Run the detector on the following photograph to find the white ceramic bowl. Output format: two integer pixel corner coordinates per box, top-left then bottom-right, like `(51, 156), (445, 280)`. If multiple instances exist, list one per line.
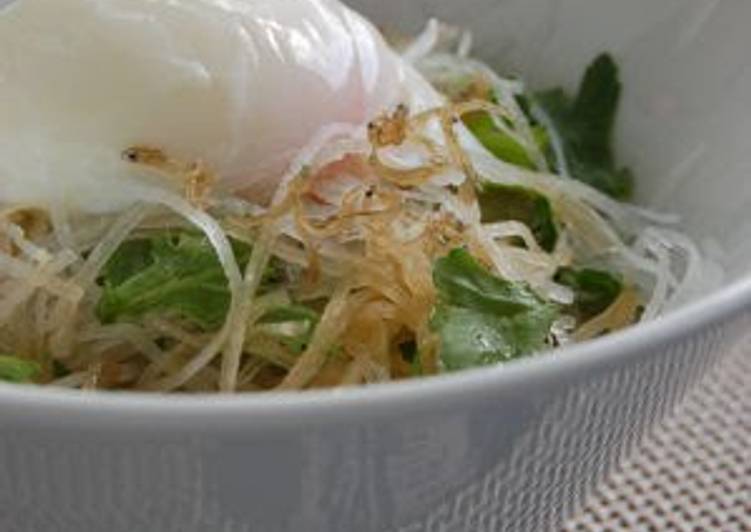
(2, 1), (751, 531)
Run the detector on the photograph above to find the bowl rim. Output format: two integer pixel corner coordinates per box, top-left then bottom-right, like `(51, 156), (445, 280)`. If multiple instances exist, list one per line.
(0, 273), (748, 428)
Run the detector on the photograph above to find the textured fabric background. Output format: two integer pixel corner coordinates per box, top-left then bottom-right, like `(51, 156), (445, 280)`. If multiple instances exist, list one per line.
(565, 336), (751, 531)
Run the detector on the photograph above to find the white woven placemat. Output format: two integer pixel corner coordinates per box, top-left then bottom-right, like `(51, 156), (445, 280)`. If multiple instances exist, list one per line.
(564, 337), (751, 531)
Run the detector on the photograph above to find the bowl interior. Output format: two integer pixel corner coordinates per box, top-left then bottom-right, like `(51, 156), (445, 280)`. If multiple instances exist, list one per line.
(350, 0), (751, 287)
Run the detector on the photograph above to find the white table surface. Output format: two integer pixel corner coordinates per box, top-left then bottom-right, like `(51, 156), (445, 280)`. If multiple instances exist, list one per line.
(564, 335), (751, 531)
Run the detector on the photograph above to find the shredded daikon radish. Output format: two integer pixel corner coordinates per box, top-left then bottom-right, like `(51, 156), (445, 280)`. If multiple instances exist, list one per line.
(0, 250), (81, 310)
(0, 250), (78, 324)
(530, 102), (571, 178)
(278, 282), (358, 390)
(49, 201), (77, 252)
(0, 19), (719, 394)
(46, 205), (150, 359)
(72, 205), (151, 290)
(402, 19), (440, 64)
(484, 220), (544, 252)
(78, 323), (164, 364)
(80, 186), (245, 391)
(143, 319), (206, 349)
(635, 230), (679, 321)
(220, 225), (279, 392)
(456, 29), (473, 58)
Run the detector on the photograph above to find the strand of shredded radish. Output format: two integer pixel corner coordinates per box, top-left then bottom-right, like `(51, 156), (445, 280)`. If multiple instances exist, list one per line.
(219, 223), (279, 392)
(131, 188), (245, 391)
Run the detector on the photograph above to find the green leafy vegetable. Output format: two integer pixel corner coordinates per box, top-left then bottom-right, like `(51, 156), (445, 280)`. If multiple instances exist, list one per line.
(477, 183), (558, 252)
(101, 239), (154, 287)
(258, 305), (318, 325)
(464, 112), (548, 170)
(97, 232), (279, 329)
(431, 249), (558, 371)
(0, 355), (40, 383)
(535, 54), (634, 199)
(257, 304), (319, 354)
(555, 267), (623, 321)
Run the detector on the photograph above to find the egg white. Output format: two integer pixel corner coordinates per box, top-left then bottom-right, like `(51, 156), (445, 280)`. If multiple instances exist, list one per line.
(0, 0), (414, 213)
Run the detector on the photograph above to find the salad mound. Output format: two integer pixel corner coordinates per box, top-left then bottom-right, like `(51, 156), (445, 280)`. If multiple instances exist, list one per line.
(0, 20), (707, 393)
